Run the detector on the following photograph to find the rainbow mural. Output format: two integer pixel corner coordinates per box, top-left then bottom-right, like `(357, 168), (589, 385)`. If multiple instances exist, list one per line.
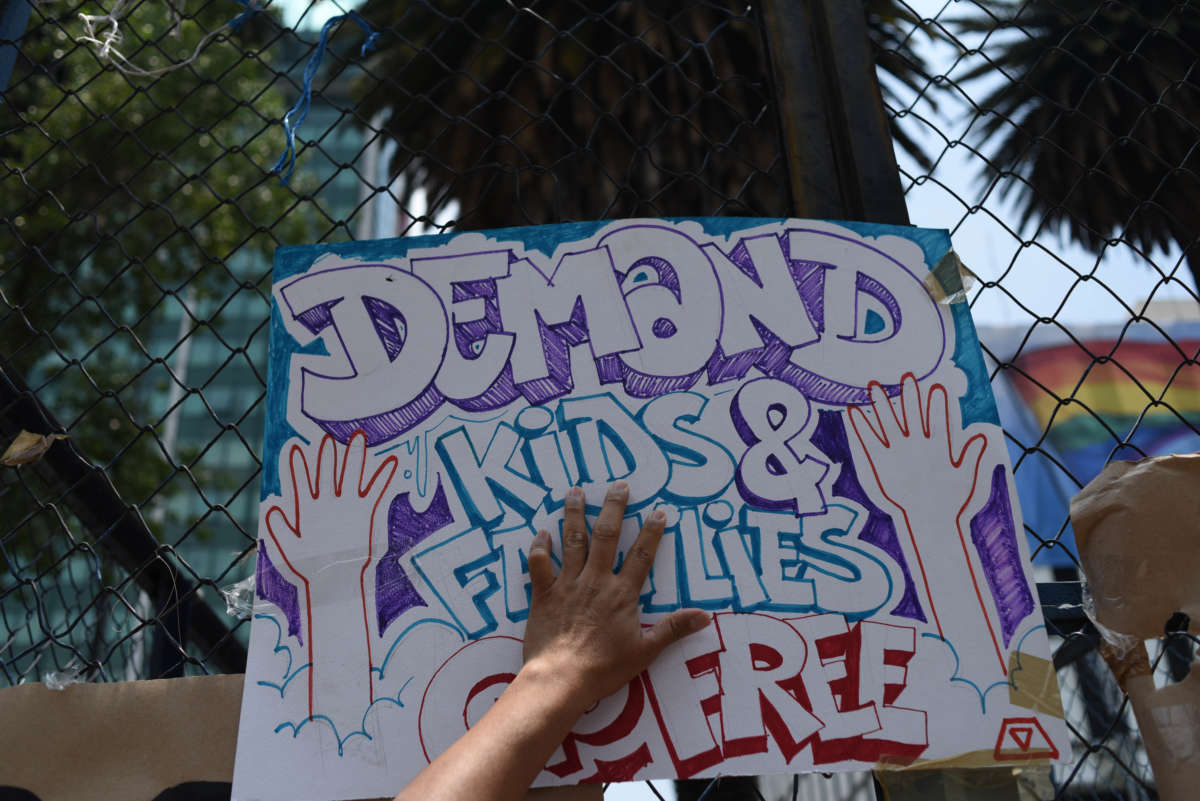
(987, 322), (1200, 566)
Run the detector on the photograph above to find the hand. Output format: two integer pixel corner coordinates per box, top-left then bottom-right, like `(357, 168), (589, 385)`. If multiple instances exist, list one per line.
(393, 481), (711, 801)
(847, 373), (1010, 682)
(265, 431), (398, 576)
(847, 373), (987, 519)
(521, 481), (711, 709)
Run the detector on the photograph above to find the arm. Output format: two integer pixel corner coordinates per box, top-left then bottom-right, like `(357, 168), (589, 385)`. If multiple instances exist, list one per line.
(393, 481), (712, 801)
(263, 432), (397, 724)
(846, 374), (1006, 682)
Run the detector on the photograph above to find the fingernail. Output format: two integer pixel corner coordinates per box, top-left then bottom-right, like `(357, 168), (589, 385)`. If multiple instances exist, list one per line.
(567, 486), (584, 502)
(651, 509), (666, 522)
(609, 480), (629, 497)
(532, 529), (550, 549)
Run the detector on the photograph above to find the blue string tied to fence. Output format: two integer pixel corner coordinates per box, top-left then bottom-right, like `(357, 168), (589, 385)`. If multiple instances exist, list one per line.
(271, 12), (380, 185)
(227, 0), (261, 34)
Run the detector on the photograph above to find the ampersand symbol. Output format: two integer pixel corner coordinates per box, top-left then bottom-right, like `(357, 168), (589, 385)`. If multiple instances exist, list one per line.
(730, 378), (829, 516)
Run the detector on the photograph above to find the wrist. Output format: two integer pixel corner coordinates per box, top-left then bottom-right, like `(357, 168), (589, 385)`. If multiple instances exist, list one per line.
(514, 654), (595, 718)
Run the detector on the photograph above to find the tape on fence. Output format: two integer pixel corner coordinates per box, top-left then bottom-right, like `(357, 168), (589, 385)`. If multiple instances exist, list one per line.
(220, 574), (256, 620)
(923, 249), (976, 306)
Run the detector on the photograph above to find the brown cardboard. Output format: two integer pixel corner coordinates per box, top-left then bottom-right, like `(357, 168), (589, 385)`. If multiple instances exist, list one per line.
(0, 674), (244, 801)
(1070, 453), (1200, 639)
(1100, 648), (1200, 801)
(0, 674), (602, 801)
(875, 766), (1052, 801)
(1072, 453), (1200, 801)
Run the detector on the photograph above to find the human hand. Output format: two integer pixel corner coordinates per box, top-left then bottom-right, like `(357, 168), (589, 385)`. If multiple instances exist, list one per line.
(521, 481), (711, 710)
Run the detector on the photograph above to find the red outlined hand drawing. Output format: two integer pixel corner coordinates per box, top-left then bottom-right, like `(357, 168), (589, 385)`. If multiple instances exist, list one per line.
(847, 373), (1008, 682)
(263, 431), (398, 723)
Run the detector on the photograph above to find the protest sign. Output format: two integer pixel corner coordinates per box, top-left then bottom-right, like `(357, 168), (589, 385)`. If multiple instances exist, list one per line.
(232, 218), (1069, 801)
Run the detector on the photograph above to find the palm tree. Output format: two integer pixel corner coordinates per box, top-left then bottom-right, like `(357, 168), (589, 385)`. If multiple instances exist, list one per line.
(349, 0), (939, 230)
(868, 0), (944, 171)
(954, 0), (1200, 292)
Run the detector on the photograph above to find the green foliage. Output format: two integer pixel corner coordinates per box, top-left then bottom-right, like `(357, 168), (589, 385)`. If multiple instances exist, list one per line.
(0, 2), (315, 569)
(954, 0), (1200, 283)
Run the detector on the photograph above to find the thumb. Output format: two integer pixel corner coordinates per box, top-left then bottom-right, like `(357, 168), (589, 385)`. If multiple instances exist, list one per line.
(265, 504), (297, 541)
(955, 432), (988, 476)
(643, 609), (712, 657)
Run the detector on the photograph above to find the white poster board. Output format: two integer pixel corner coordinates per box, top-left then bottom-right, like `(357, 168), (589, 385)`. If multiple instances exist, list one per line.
(233, 218), (1069, 801)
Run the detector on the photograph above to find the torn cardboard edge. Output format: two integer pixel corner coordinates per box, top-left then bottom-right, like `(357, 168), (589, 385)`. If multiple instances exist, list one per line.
(1, 669), (1066, 800)
(875, 750), (1054, 772)
(0, 674), (244, 801)
(874, 764), (1054, 801)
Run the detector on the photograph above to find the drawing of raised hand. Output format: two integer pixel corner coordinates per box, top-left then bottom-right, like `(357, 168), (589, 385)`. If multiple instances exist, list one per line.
(847, 373), (1009, 687)
(262, 431), (398, 729)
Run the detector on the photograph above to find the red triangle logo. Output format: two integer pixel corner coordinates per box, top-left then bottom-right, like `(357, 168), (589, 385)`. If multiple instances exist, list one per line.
(1009, 727), (1033, 750)
(994, 717), (1059, 761)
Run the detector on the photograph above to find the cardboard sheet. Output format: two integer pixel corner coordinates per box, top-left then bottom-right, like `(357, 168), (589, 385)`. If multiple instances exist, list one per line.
(0, 674), (600, 801)
(1071, 453), (1200, 640)
(233, 218), (1070, 800)
(0, 674), (243, 801)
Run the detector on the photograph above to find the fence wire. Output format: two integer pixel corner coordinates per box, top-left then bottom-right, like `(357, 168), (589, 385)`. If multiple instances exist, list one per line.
(1, 1), (1198, 799)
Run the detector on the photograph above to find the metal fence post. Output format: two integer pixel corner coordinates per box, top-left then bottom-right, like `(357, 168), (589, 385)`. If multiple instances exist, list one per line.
(758, 0), (910, 225)
(0, 0), (31, 96)
(0, 359), (247, 674)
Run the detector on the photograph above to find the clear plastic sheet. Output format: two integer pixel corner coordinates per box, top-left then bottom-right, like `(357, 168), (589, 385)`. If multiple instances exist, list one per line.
(42, 662), (85, 690)
(220, 574), (256, 620)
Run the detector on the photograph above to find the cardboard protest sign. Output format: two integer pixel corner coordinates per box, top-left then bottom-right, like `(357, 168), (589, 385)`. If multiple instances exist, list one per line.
(232, 218), (1069, 801)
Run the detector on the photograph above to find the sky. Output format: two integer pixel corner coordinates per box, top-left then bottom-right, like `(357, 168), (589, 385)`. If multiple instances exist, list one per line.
(893, 0), (1194, 328)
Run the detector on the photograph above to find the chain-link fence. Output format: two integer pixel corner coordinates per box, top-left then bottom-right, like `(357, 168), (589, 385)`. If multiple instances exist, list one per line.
(2, 0), (1198, 799)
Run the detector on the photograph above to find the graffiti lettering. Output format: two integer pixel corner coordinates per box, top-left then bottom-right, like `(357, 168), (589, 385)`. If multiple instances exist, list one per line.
(419, 612), (925, 782)
(276, 224), (944, 445)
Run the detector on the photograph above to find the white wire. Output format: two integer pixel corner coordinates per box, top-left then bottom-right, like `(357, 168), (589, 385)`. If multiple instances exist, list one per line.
(74, 0), (268, 78)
